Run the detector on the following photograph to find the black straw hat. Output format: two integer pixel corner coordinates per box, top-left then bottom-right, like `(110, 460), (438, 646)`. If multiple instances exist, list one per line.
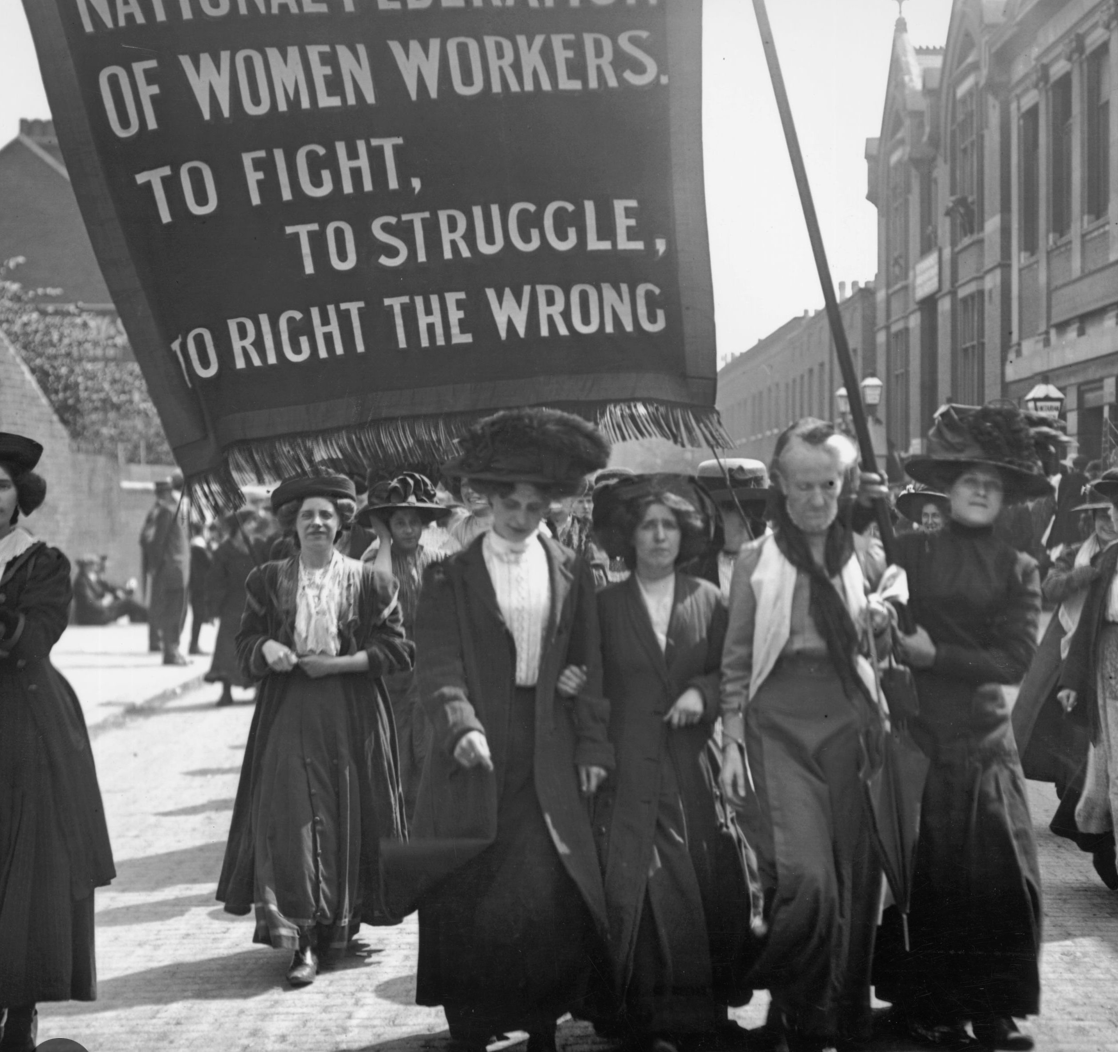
(894, 484), (950, 524)
(0, 432), (43, 474)
(903, 403), (1051, 502)
(270, 473), (356, 513)
(696, 458), (770, 504)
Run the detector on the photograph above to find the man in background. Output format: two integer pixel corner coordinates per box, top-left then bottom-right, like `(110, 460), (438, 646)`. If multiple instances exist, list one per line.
(140, 474), (191, 665)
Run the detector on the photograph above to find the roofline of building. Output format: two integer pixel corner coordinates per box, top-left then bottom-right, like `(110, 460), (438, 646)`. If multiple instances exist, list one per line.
(0, 133), (70, 183)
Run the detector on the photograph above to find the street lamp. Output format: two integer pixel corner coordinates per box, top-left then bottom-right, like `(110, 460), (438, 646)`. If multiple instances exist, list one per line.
(861, 376), (884, 412)
(835, 387), (850, 415)
(1024, 381), (1065, 420)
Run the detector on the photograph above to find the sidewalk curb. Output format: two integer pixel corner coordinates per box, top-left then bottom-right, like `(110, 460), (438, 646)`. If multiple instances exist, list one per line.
(87, 671), (209, 738)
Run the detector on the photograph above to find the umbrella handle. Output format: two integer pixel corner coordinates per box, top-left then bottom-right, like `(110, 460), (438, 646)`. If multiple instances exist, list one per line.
(902, 911), (910, 953)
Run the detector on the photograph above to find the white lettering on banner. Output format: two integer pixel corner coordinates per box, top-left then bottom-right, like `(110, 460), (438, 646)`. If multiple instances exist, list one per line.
(240, 138), (402, 205)
(98, 61), (161, 137)
(222, 302), (368, 370)
(387, 32), (658, 101)
(179, 45), (374, 120)
(75, 0), (659, 34)
(135, 161), (219, 222)
(369, 199), (646, 265)
(484, 282), (660, 339)
(382, 292), (474, 349)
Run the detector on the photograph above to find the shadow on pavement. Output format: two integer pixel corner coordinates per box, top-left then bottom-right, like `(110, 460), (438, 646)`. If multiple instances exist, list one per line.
(155, 797), (236, 817)
(182, 766), (243, 777)
(373, 973), (415, 1005)
(96, 891), (217, 926)
(44, 948), (286, 1013)
(112, 841), (227, 893)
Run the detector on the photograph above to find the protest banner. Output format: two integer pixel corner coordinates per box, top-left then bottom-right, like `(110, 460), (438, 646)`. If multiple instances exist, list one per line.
(24, 0), (722, 504)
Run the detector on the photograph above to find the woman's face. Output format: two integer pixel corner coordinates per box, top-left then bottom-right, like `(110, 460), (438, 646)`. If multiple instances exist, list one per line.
(634, 501), (682, 576)
(1097, 507), (1118, 543)
(920, 502), (945, 532)
(948, 465), (1004, 527)
(296, 496), (339, 553)
(489, 483), (548, 542)
(389, 508), (424, 553)
(0, 465), (17, 532)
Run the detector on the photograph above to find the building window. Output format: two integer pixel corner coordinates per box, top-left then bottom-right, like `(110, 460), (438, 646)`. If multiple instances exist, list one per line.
(1086, 45), (1110, 224)
(955, 291), (985, 405)
(889, 159), (909, 283)
(1050, 73), (1073, 239)
(949, 88), (979, 242)
(1020, 104), (1040, 255)
(888, 327), (910, 451)
(918, 165), (936, 255)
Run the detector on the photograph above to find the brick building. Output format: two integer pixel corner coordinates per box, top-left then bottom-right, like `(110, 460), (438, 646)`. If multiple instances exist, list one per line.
(868, 0), (1118, 459)
(716, 283), (877, 465)
(0, 119), (112, 307)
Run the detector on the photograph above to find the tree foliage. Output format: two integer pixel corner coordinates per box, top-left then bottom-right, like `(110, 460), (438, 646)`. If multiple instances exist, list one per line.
(0, 258), (171, 462)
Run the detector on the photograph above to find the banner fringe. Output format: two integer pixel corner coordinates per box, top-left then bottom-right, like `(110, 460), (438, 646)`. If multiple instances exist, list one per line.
(182, 401), (731, 514)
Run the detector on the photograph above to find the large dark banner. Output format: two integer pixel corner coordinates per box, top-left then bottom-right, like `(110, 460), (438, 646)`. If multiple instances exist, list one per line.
(25, 0), (719, 501)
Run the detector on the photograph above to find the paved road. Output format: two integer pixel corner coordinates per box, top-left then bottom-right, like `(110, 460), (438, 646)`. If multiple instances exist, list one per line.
(32, 653), (1118, 1052)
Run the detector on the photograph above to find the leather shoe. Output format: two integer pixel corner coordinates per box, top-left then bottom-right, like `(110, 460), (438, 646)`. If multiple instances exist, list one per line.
(286, 946), (318, 987)
(1092, 845), (1118, 890)
(0, 1005), (37, 1052)
(163, 650), (189, 666)
(904, 1020), (980, 1049)
(972, 1018), (1033, 1051)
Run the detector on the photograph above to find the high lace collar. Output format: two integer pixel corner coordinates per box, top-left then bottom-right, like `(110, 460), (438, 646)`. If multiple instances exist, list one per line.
(486, 528), (541, 561)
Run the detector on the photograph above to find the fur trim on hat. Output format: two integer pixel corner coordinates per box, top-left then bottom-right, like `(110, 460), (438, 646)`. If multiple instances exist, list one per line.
(443, 408), (610, 491)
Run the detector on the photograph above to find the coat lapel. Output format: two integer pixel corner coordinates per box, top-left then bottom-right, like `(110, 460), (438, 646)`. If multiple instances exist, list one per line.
(460, 534), (507, 631)
(625, 574), (675, 696)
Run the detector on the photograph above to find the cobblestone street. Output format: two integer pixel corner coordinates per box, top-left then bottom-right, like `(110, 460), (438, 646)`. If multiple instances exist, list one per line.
(33, 624), (1118, 1052)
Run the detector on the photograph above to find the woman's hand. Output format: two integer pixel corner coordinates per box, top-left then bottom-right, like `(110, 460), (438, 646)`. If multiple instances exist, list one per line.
(664, 688), (704, 728)
(1058, 689), (1078, 714)
(898, 625), (937, 669)
(867, 596), (893, 635)
(366, 512), (391, 544)
(856, 471), (889, 506)
(299, 654), (340, 679)
(262, 639), (297, 673)
(579, 765), (607, 795)
(720, 741), (750, 805)
(557, 664), (588, 698)
(453, 730), (494, 771)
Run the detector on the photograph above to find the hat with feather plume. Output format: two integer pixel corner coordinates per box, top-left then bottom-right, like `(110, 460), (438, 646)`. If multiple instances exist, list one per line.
(359, 472), (449, 526)
(903, 403), (1053, 502)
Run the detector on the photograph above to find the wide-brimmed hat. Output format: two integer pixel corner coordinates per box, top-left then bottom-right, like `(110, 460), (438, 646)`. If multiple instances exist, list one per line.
(894, 484), (950, 524)
(1087, 469), (1118, 504)
(696, 458), (770, 504)
(358, 472), (449, 527)
(0, 432), (43, 475)
(903, 403), (1052, 502)
(443, 408), (610, 492)
(270, 473), (356, 513)
(592, 473), (718, 564)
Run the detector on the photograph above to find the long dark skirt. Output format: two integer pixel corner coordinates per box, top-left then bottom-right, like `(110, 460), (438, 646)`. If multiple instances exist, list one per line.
(875, 693), (1042, 1022)
(416, 687), (598, 1040)
(739, 656), (881, 1043)
(0, 692), (97, 1004)
(623, 756), (722, 1036)
(251, 673), (362, 952)
(383, 668), (428, 822)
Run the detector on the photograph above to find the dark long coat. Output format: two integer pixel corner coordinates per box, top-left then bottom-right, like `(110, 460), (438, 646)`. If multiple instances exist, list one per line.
(382, 535), (613, 1025)
(876, 523), (1043, 1021)
(594, 574), (753, 1016)
(204, 537), (259, 687)
(216, 557), (413, 925)
(0, 542), (115, 1004)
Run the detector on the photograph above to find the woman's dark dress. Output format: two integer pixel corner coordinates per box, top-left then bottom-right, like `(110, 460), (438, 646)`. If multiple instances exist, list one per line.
(204, 537), (259, 688)
(595, 574), (752, 1035)
(390, 536), (614, 1041)
(216, 557), (413, 948)
(0, 543), (115, 1005)
(876, 522), (1043, 1021)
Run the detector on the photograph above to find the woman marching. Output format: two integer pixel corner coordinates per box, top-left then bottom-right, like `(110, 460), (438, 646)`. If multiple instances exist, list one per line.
(395, 408), (613, 1052)
(1056, 470), (1118, 890)
(216, 473), (413, 988)
(0, 433), (114, 1052)
(876, 404), (1045, 1051)
(360, 472), (452, 819)
(591, 475), (753, 1052)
